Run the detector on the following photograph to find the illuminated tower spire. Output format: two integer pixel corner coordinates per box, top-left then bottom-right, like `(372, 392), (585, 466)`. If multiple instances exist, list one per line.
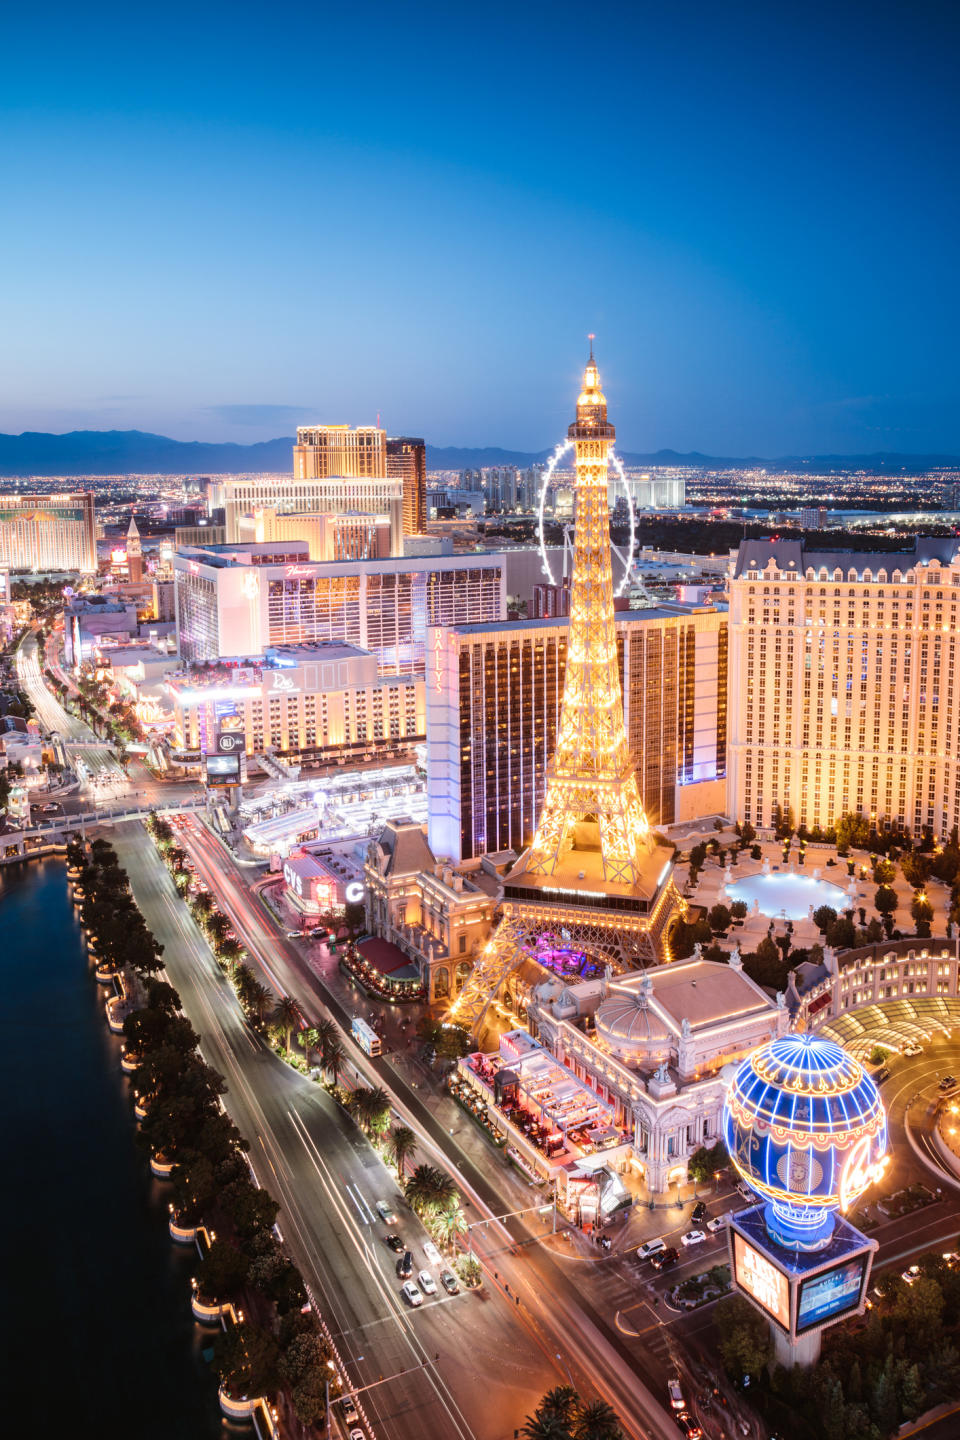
(126, 510), (143, 582)
(450, 349), (676, 1035)
(524, 344), (651, 885)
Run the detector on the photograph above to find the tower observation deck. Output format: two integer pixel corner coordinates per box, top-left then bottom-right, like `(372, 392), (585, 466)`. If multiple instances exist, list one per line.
(451, 347), (681, 1033)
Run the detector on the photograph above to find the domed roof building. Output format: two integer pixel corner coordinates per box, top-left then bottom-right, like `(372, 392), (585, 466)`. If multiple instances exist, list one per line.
(527, 952), (788, 1194)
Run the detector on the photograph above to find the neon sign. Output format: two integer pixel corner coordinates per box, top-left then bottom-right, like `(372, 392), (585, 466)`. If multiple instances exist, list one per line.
(285, 565), (316, 578)
(839, 1136), (890, 1212)
(345, 881), (365, 904)
(434, 628), (443, 691)
(241, 571), (260, 600)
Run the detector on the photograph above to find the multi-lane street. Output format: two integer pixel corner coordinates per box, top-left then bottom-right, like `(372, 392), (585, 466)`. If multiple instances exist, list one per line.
(109, 806), (960, 1440)
(158, 814), (683, 1440)
(114, 822), (567, 1440)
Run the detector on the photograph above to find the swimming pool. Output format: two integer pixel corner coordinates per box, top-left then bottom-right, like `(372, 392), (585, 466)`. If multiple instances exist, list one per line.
(724, 872), (849, 921)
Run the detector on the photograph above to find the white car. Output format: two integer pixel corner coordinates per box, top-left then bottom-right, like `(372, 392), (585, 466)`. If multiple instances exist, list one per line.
(681, 1229), (706, 1247)
(401, 1280), (423, 1307)
(706, 1215), (728, 1233)
(418, 1269), (437, 1295)
(637, 1238), (666, 1260)
(423, 1240), (442, 1267)
(668, 1377), (686, 1410)
(376, 1200), (398, 1223)
(902, 1265), (921, 1285)
(903, 1043), (923, 1057)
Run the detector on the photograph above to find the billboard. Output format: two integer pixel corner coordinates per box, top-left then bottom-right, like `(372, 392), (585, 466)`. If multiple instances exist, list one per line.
(796, 1255), (868, 1334)
(205, 753), (241, 787)
(732, 1233), (790, 1332)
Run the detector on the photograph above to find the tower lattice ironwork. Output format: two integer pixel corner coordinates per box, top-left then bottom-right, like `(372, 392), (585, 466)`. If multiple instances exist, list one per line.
(452, 347), (675, 1033)
(524, 343), (652, 885)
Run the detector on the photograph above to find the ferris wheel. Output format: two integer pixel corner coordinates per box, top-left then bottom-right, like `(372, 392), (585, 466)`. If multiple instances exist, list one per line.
(536, 439), (637, 595)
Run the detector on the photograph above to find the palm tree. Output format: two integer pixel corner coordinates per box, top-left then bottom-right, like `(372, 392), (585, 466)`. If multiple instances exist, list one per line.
(387, 1125), (418, 1179)
(572, 1400), (623, 1440)
(305, 1017), (336, 1067)
(434, 1204), (467, 1251)
(405, 1163), (459, 1216)
(193, 890), (214, 921)
(272, 994), (301, 1056)
(247, 979), (274, 1026)
(348, 1085), (391, 1136)
(323, 1037), (345, 1088)
(232, 961), (255, 1001)
(521, 1388), (578, 1440)
(521, 1417), (571, 1440)
(207, 912), (230, 950)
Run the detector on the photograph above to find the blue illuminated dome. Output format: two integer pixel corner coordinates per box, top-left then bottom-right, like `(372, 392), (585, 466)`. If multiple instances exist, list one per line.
(722, 1033), (888, 1251)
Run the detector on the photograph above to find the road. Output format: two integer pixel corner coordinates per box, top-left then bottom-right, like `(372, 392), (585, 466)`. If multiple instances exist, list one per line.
(17, 630), (129, 796)
(114, 821), (562, 1440)
(173, 813), (683, 1440)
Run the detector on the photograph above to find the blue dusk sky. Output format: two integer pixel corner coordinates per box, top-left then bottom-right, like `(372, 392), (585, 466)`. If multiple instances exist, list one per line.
(1, 0), (958, 455)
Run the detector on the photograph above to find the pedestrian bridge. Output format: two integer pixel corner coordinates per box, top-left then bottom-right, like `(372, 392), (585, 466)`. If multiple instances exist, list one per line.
(0, 797), (206, 863)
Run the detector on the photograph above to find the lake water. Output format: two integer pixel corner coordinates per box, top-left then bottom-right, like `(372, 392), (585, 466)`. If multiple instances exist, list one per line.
(0, 857), (223, 1436)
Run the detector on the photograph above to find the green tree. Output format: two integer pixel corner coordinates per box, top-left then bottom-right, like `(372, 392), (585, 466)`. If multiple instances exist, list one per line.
(875, 885), (898, 917)
(708, 902), (732, 934)
(405, 1162), (459, 1216)
(214, 1321), (280, 1400)
(434, 1204), (468, 1250)
(196, 1239), (249, 1300)
(715, 1294), (773, 1379)
(271, 994), (301, 1056)
(902, 851), (932, 888)
(387, 1124), (418, 1179)
(813, 905), (838, 933)
(323, 1036), (346, 1087)
(572, 1399), (624, 1440)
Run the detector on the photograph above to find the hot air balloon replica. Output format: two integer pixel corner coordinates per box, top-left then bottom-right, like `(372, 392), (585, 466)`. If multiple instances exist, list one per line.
(721, 1032), (889, 1367)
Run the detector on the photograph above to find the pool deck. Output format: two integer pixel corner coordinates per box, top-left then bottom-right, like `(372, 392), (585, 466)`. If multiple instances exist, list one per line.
(666, 823), (951, 955)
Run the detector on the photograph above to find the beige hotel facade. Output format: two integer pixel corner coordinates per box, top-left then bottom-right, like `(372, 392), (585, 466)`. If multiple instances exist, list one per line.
(727, 536), (960, 837)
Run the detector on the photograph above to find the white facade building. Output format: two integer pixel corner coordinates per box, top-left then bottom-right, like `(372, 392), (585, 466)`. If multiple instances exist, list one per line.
(528, 954), (786, 1193)
(173, 541), (507, 673)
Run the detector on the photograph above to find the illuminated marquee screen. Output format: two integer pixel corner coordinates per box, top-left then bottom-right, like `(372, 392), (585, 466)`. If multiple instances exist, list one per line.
(796, 1256), (868, 1334)
(205, 754), (241, 786)
(733, 1233), (790, 1332)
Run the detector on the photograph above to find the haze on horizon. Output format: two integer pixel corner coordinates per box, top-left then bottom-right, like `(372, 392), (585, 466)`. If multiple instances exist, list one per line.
(2, 1), (957, 457)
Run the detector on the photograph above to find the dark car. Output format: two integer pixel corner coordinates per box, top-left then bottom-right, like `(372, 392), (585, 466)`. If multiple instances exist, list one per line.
(939, 1075), (957, 1091)
(396, 1250), (414, 1278)
(383, 1233), (404, 1253)
(675, 1413), (703, 1440)
(652, 1246), (680, 1271)
(691, 1201), (707, 1224)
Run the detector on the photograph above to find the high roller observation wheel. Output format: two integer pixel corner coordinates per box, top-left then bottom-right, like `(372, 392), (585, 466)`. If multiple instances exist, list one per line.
(536, 441), (636, 595)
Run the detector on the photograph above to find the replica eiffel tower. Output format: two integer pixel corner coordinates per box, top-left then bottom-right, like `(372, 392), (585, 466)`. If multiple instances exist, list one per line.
(452, 346), (682, 1033)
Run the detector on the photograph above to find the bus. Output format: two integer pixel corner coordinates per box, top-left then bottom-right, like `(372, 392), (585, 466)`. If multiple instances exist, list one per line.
(351, 1016), (382, 1057)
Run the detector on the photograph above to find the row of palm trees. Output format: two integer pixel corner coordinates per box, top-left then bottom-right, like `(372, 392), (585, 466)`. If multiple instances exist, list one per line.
(521, 1386), (624, 1440)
